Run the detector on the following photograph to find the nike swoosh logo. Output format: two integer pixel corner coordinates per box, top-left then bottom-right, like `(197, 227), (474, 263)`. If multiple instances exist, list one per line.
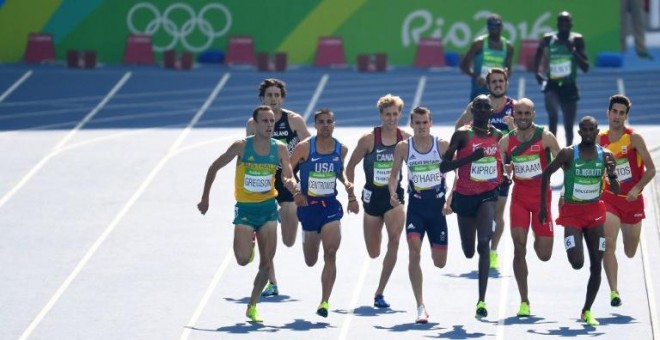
(595, 216), (603, 221)
(328, 214), (337, 218)
(311, 157), (321, 162)
(376, 149), (386, 153)
(575, 163), (585, 167)
(473, 143), (483, 148)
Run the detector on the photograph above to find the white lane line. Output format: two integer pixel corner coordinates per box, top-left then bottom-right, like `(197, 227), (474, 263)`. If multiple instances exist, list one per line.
(17, 73), (230, 340)
(617, 78), (625, 95)
(643, 177), (660, 339)
(180, 250), (234, 340)
(303, 74), (329, 123)
(0, 70), (32, 103)
(337, 255), (370, 340)
(496, 219), (513, 340)
(517, 76), (525, 99)
(0, 72), (131, 211)
(408, 76), (427, 126)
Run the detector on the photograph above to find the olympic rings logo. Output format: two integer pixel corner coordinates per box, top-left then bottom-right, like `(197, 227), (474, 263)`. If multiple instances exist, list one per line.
(126, 2), (232, 52)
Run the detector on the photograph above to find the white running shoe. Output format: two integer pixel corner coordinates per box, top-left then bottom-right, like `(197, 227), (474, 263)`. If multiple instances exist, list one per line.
(416, 304), (429, 324)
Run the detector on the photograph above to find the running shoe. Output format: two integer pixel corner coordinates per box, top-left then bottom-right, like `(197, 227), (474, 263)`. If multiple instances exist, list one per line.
(489, 250), (499, 269)
(261, 282), (279, 297)
(248, 233), (256, 264)
(517, 302), (530, 317)
(246, 304), (263, 323)
(475, 301), (488, 319)
(610, 291), (622, 307)
(415, 305), (429, 324)
(316, 301), (329, 318)
(581, 310), (600, 326)
(374, 294), (390, 308)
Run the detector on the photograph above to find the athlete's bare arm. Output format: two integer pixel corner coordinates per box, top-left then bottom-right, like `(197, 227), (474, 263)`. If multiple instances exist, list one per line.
(627, 132), (656, 201)
(388, 141), (408, 206)
(542, 129), (562, 158)
(278, 142), (297, 194)
(197, 139), (245, 214)
(288, 112), (311, 140)
(246, 118), (256, 136)
(455, 103), (473, 130)
(539, 147), (572, 223)
(345, 132), (373, 183)
(290, 139), (311, 206)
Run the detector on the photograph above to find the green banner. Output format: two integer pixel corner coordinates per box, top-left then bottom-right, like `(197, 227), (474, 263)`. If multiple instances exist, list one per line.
(0, 0), (618, 64)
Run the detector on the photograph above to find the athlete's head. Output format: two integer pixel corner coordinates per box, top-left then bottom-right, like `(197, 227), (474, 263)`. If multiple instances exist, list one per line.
(471, 95), (494, 126)
(409, 106), (432, 137)
(557, 11), (573, 35)
(578, 116), (599, 146)
(607, 94), (631, 129)
(486, 68), (508, 98)
(377, 94), (404, 128)
(314, 108), (335, 138)
(486, 14), (503, 36)
(252, 105), (275, 138)
(258, 78), (287, 112)
(513, 98), (536, 130)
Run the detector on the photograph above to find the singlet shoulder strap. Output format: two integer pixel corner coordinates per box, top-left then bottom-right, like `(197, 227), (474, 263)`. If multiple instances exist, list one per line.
(396, 128), (403, 142)
(310, 136), (317, 156)
(374, 127), (382, 147)
(334, 138), (341, 155)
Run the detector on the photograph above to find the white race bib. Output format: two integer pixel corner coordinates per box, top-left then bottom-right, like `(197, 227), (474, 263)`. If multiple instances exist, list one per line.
(512, 154), (543, 180)
(572, 181), (600, 201)
(550, 59), (571, 79)
(244, 170), (273, 193)
(615, 158), (633, 182)
(471, 157), (498, 182)
(308, 171), (336, 196)
(373, 161), (392, 187)
(410, 164), (442, 190)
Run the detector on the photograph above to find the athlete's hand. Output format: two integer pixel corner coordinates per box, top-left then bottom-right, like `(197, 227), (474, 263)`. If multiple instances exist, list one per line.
(476, 76), (487, 87)
(442, 202), (453, 216)
(389, 194), (401, 207)
(294, 193), (308, 207)
(626, 186), (641, 202)
(472, 147), (485, 160)
(197, 200), (209, 215)
(538, 206), (547, 224)
(535, 73), (545, 85)
(347, 199), (360, 214)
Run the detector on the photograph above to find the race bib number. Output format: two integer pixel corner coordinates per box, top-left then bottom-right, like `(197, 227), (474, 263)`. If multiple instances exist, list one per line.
(599, 237), (606, 251)
(244, 169), (273, 193)
(550, 59), (571, 79)
(362, 188), (372, 204)
(615, 158), (633, 182)
(308, 171), (336, 196)
(471, 157), (498, 182)
(373, 161), (392, 187)
(410, 163), (442, 190)
(512, 154), (543, 180)
(571, 179), (600, 201)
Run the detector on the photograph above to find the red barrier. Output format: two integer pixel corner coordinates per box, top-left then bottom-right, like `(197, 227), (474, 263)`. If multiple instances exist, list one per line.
(24, 33), (55, 64)
(122, 34), (154, 65)
(314, 36), (346, 67)
(413, 38), (446, 68)
(225, 36), (256, 65)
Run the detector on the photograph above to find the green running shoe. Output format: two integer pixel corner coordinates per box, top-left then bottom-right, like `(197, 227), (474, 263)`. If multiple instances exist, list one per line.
(517, 302), (530, 317)
(475, 301), (488, 319)
(317, 301), (329, 318)
(489, 251), (499, 269)
(261, 282), (279, 297)
(610, 291), (622, 307)
(581, 310), (600, 326)
(246, 304), (263, 323)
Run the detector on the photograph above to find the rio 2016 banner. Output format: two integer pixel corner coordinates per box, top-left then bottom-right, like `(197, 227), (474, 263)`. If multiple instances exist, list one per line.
(0, 0), (617, 64)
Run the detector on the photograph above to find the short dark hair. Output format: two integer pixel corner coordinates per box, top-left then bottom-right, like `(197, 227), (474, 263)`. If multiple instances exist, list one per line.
(409, 106), (431, 121)
(258, 78), (287, 99)
(314, 108), (334, 122)
(608, 94), (631, 114)
(486, 67), (508, 83)
(252, 105), (273, 121)
(579, 115), (598, 128)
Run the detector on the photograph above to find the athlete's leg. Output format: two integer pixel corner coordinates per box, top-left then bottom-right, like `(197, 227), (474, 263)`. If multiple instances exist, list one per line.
(407, 234), (424, 308)
(375, 205), (405, 296)
(511, 226), (530, 303)
(603, 211), (621, 292)
(303, 230), (322, 267)
(249, 222), (277, 306)
(582, 225), (605, 313)
(320, 220), (342, 303)
(234, 224), (257, 266)
(560, 100), (578, 145)
(457, 215), (477, 258)
(564, 226), (585, 270)
(363, 213), (385, 258)
(621, 221), (642, 258)
(491, 195), (507, 252)
(279, 201), (299, 247)
(544, 91), (561, 138)
(476, 201), (496, 301)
